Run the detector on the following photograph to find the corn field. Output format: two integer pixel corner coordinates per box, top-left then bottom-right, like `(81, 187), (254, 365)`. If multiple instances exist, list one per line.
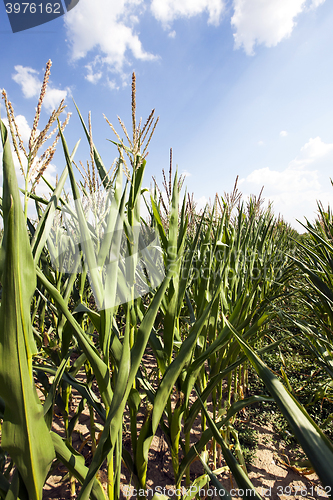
(1, 63), (333, 500)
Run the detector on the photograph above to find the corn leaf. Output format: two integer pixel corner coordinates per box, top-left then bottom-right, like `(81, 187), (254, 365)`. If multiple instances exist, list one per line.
(51, 432), (106, 500)
(225, 315), (333, 488)
(73, 101), (111, 189)
(196, 391), (262, 499)
(0, 121), (55, 500)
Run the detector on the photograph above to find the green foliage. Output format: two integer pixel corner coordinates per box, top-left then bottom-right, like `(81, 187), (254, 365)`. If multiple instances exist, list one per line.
(0, 120), (55, 500)
(233, 422), (258, 464)
(2, 68), (333, 500)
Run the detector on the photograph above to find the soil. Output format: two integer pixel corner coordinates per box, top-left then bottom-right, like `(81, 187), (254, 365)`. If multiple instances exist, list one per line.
(43, 403), (327, 500)
(40, 354), (329, 500)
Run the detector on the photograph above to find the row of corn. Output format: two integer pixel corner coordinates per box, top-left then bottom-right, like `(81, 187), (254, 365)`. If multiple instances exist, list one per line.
(1, 67), (333, 500)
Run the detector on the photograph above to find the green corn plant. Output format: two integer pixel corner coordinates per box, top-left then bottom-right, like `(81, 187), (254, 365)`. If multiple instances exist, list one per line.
(286, 199), (333, 406)
(2, 64), (85, 495)
(0, 120), (55, 500)
(120, 169), (228, 496)
(4, 62), (331, 500)
(1, 68), (166, 500)
(126, 175), (293, 494)
(39, 76), (167, 500)
(120, 169), (186, 493)
(1, 65), (111, 498)
(195, 390), (263, 500)
(0, 115), (107, 498)
(225, 315), (333, 489)
(1, 61), (70, 221)
(174, 195), (294, 480)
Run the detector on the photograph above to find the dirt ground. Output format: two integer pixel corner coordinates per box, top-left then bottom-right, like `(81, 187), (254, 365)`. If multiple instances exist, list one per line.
(43, 407), (327, 500)
(42, 374), (328, 500)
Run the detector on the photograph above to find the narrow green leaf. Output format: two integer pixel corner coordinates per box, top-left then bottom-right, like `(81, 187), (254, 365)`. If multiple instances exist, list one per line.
(0, 121), (55, 500)
(36, 267), (112, 408)
(196, 391), (263, 499)
(43, 356), (69, 429)
(31, 164), (68, 263)
(34, 365), (106, 421)
(77, 307), (131, 500)
(73, 101), (111, 189)
(195, 453), (232, 500)
(181, 474), (209, 500)
(78, 273), (171, 500)
(152, 292), (217, 433)
(58, 123), (104, 309)
(51, 432), (106, 500)
(179, 395), (271, 481)
(0, 472), (9, 497)
(225, 315), (333, 489)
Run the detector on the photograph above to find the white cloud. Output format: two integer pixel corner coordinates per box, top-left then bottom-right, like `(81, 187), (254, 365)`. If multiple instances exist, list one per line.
(12, 66), (41, 99)
(181, 169), (192, 177)
(12, 65), (68, 112)
(240, 136), (333, 227)
(195, 195), (208, 211)
(43, 88), (68, 112)
(61, 0), (326, 84)
(85, 63), (103, 84)
(280, 130), (288, 137)
(231, 0), (323, 56)
(150, 0), (225, 27)
(244, 165), (320, 193)
(86, 72), (103, 84)
(310, 0), (326, 7)
(64, 0), (157, 77)
(107, 78), (119, 91)
(289, 136), (333, 168)
(258, 140), (264, 146)
(64, 0), (226, 82)
(13, 115), (31, 144)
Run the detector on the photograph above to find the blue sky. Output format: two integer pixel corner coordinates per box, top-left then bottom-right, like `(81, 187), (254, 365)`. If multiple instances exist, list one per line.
(1, 0), (333, 229)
